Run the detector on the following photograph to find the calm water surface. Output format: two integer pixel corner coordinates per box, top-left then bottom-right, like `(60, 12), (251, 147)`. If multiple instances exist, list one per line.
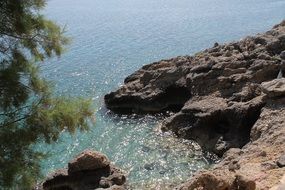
(39, 0), (285, 188)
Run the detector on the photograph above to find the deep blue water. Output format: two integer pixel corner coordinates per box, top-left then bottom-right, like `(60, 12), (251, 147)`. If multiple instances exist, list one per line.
(40, 0), (285, 188)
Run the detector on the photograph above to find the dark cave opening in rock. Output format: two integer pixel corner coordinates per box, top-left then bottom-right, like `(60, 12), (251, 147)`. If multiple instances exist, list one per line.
(158, 85), (192, 113)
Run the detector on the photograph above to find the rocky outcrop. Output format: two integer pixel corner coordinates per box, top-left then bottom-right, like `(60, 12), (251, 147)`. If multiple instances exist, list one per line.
(104, 20), (285, 189)
(105, 20), (285, 155)
(105, 20), (285, 114)
(175, 171), (256, 190)
(38, 150), (126, 190)
(162, 95), (265, 156)
(176, 96), (285, 189)
(105, 58), (192, 113)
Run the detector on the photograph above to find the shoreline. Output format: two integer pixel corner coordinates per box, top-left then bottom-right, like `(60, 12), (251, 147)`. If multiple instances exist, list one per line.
(40, 20), (285, 190)
(105, 20), (285, 189)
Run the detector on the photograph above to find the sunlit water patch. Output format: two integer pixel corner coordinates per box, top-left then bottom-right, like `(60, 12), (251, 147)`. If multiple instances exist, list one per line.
(37, 109), (216, 188)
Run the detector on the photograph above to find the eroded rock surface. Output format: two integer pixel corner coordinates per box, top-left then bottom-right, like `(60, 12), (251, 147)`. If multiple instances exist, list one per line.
(105, 58), (192, 113)
(105, 20), (285, 114)
(261, 78), (285, 98)
(38, 150), (126, 190)
(175, 171), (256, 190)
(176, 97), (285, 190)
(162, 95), (265, 156)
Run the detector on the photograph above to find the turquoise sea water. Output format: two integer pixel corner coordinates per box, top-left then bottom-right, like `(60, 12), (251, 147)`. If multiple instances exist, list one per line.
(39, 0), (285, 188)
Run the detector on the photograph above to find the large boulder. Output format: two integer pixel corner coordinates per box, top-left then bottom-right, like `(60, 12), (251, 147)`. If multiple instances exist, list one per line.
(175, 171), (232, 190)
(68, 150), (110, 174)
(39, 150), (126, 190)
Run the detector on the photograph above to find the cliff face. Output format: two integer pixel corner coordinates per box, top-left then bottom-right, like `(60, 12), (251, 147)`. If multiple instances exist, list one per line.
(105, 20), (285, 189)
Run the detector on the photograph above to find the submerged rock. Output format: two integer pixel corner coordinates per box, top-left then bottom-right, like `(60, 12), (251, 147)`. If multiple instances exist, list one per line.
(38, 150), (126, 190)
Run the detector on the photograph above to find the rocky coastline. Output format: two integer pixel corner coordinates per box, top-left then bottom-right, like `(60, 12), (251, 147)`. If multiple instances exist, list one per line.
(105, 20), (285, 189)
(40, 20), (285, 190)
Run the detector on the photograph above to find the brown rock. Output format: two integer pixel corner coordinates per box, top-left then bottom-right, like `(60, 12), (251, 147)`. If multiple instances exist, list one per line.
(68, 150), (110, 174)
(41, 150), (126, 190)
(175, 172), (231, 190)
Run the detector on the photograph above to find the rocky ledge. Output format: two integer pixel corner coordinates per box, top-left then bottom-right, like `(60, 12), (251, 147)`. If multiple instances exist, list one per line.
(105, 20), (285, 189)
(37, 150), (126, 190)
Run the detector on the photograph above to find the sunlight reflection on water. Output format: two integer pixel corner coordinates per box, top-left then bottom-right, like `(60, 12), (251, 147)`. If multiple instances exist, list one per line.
(39, 0), (285, 188)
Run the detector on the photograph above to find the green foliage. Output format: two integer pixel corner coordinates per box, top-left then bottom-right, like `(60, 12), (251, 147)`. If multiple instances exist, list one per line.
(0, 0), (94, 188)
